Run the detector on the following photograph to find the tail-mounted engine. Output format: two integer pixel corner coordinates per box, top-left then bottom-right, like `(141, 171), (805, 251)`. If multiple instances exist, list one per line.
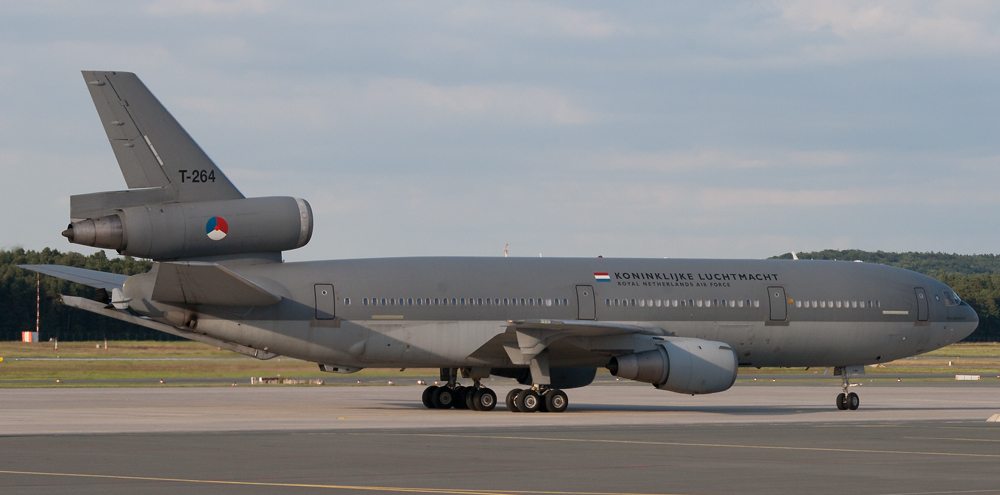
(607, 338), (738, 395)
(63, 196), (312, 260)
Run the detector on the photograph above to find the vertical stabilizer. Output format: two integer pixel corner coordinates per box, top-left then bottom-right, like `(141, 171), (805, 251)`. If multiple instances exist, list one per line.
(82, 71), (243, 202)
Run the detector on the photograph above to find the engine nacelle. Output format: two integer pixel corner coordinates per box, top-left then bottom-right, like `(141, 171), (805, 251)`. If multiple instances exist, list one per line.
(64, 197), (312, 260)
(607, 338), (738, 395)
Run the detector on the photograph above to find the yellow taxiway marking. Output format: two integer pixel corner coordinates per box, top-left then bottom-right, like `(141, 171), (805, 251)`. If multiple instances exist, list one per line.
(351, 433), (1000, 459)
(0, 470), (688, 495)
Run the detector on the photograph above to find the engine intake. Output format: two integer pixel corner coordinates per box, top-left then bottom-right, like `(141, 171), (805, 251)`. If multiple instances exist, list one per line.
(608, 338), (738, 395)
(64, 196), (312, 260)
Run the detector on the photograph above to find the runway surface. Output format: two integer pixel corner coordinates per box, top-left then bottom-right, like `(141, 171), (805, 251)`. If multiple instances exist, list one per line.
(2, 383), (999, 494)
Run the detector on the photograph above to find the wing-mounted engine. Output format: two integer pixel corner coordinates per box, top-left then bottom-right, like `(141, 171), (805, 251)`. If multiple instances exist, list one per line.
(608, 338), (738, 395)
(63, 195), (312, 260)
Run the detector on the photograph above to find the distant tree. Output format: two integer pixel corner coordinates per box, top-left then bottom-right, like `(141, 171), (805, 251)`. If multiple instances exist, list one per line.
(0, 248), (167, 341)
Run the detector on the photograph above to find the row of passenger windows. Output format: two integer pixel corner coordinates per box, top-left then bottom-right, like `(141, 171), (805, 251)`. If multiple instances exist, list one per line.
(349, 297), (568, 307)
(344, 296), (883, 309)
(608, 298), (761, 308)
(796, 299), (880, 308)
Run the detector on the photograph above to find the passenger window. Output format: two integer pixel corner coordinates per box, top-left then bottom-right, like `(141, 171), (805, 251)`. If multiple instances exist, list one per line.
(639, 299), (645, 307)
(345, 297), (350, 305)
(836, 301), (841, 308)
(697, 300), (703, 308)
(363, 298), (368, 306)
(655, 299), (662, 307)
(679, 299), (685, 307)
(672, 299), (678, 307)
(630, 299), (636, 306)
(614, 298), (619, 306)
(416, 298), (421, 306)
(795, 300), (801, 308)
(753, 300), (760, 308)
(563, 298), (568, 306)
(606, 298), (611, 306)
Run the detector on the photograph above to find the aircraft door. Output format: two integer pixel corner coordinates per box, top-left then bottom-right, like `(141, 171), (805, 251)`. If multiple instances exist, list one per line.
(767, 286), (787, 321)
(315, 284), (336, 320)
(915, 287), (928, 321)
(576, 285), (596, 320)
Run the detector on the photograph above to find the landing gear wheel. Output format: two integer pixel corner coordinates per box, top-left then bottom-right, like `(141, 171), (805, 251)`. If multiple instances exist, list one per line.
(836, 392), (847, 410)
(544, 389), (568, 413)
(422, 386), (438, 409)
(452, 387), (469, 409)
(465, 388), (479, 410)
(473, 388), (497, 411)
(432, 387), (454, 409)
(506, 388), (522, 412)
(516, 389), (541, 413)
(847, 392), (860, 410)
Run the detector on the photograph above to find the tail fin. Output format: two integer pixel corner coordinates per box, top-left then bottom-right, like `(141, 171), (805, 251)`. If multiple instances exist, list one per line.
(81, 71), (243, 203)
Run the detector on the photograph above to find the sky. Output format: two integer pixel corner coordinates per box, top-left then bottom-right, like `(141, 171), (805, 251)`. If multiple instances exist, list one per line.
(1, 1), (999, 262)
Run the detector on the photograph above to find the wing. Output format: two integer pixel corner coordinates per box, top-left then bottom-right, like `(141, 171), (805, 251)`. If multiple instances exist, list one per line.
(499, 319), (665, 365)
(18, 264), (127, 291)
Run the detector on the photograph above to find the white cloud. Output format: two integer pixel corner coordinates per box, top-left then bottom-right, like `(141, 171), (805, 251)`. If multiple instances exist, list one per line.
(145, 0), (274, 16)
(448, 1), (624, 39)
(173, 76), (593, 130)
(775, 0), (1000, 59)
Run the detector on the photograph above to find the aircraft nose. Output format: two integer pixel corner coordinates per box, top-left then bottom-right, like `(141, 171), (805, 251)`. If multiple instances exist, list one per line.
(963, 302), (979, 325)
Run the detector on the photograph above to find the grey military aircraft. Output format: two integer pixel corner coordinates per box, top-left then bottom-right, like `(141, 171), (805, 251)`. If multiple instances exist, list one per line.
(21, 71), (979, 413)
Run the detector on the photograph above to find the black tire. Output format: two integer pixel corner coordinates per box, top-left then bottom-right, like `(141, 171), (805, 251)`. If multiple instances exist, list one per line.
(506, 388), (522, 412)
(432, 387), (454, 409)
(836, 392), (847, 410)
(545, 389), (568, 413)
(452, 387), (469, 409)
(466, 388), (479, 410)
(474, 388), (497, 411)
(516, 389), (540, 413)
(847, 392), (860, 410)
(422, 386), (438, 409)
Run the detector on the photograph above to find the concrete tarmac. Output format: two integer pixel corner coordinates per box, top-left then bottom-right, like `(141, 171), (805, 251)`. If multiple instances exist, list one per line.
(2, 383), (1000, 494)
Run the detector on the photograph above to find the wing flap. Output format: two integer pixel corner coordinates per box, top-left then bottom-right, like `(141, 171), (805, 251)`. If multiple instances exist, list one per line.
(18, 264), (127, 291)
(151, 262), (282, 306)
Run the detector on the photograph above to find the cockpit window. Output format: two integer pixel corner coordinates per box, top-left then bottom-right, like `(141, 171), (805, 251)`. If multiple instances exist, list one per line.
(942, 290), (962, 307)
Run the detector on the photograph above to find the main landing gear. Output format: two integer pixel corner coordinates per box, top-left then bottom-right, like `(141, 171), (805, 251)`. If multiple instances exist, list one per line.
(421, 368), (497, 411)
(505, 387), (568, 413)
(834, 366), (860, 411)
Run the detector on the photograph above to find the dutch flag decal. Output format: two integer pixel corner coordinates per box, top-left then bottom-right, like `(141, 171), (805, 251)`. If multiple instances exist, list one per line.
(594, 272), (610, 282)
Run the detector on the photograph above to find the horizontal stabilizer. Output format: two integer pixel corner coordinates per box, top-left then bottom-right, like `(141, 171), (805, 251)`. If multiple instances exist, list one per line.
(18, 264), (127, 291)
(62, 295), (278, 359)
(151, 262), (281, 306)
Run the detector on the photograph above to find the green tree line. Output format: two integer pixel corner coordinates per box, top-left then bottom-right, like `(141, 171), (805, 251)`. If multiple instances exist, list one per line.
(1, 248), (997, 341)
(0, 248), (164, 341)
(772, 250), (1000, 341)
